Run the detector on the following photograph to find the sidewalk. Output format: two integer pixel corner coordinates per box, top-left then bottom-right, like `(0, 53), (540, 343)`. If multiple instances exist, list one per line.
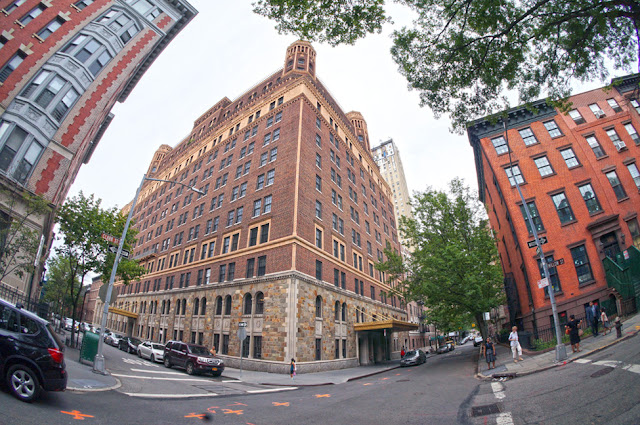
(476, 313), (640, 379)
(62, 338), (120, 392)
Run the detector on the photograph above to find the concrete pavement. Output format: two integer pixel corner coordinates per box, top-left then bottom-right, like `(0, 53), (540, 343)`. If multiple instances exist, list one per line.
(476, 313), (640, 380)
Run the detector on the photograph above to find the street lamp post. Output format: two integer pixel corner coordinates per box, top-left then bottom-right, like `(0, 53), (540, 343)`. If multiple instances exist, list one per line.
(93, 174), (204, 374)
(503, 119), (567, 363)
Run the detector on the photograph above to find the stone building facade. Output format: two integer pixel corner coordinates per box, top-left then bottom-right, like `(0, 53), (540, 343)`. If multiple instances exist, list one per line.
(91, 41), (414, 373)
(467, 75), (640, 333)
(0, 0), (197, 296)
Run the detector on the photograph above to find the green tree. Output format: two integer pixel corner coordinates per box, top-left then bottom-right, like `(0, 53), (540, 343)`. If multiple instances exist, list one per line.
(377, 179), (504, 340)
(55, 192), (145, 343)
(42, 254), (80, 325)
(0, 188), (52, 285)
(254, 0), (640, 132)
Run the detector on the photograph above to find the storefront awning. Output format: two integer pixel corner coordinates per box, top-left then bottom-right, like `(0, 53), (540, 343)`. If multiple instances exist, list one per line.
(354, 319), (419, 332)
(108, 307), (138, 319)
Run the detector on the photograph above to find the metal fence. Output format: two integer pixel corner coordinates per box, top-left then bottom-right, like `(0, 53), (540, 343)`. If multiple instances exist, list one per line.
(0, 284), (50, 319)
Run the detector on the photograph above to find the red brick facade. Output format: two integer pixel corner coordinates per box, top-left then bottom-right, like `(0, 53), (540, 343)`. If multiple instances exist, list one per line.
(468, 75), (640, 333)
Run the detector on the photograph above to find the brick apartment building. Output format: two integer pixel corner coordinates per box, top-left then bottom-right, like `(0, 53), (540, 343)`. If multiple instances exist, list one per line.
(467, 75), (640, 334)
(0, 0), (196, 296)
(92, 41), (415, 373)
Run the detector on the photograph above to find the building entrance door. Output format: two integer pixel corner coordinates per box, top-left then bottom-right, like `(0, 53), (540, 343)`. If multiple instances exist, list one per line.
(601, 232), (621, 260)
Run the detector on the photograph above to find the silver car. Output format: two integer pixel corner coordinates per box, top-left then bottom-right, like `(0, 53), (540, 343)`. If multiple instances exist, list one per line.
(138, 341), (165, 363)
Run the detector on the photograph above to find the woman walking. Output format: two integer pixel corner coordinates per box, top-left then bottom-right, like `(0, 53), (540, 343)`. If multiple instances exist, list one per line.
(600, 310), (610, 335)
(565, 314), (582, 353)
(481, 337), (496, 370)
(509, 326), (524, 363)
(290, 358), (296, 379)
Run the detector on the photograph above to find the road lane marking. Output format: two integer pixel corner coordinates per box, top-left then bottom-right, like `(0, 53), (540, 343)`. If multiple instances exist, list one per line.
(574, 359), (591, 364)
(111, 373), (211, 382)
(593, 360), (622, 368)
(621, 364), (640, 374)
(246, 387), (297, 394)
(491, 382), (505, 400)
(496, 412), (514, 425)
(123, 392), (219, 398)
(129, 368), (184, 375)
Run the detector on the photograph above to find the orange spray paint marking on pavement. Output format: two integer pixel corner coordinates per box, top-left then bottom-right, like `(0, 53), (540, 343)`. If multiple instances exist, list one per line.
(315, 394), (331, 398)
(222, 409), (244, 415)
(184, 413), (207, 420)
(363, 383), (373, 386)
(61, 410), (94, 420)
(227, 402), (248, 406)
(380, 377), (389, 380)
(273, 402), (290, 406)
(207, 407), (220, 413)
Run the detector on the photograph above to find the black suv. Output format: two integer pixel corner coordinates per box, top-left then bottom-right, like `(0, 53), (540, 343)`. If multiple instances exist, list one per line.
(0, 299), (67, 402)
(163, 341), (224, 376)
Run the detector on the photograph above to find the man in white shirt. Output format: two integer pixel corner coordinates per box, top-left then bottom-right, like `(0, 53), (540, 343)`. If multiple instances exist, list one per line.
(509, 326), (524, 363)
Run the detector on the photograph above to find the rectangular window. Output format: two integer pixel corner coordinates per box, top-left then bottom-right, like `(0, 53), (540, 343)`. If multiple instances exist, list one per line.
(218, 265), (226, 282)
(585, 135), (606, 158)
(266, 169), (275, 186)
(253, 336), (262, 359)
(315, 338), (322, 360)
(259, 223), (269, 243)
(543, 120), (562, 138)
(263, 195), (272, 213)
(253, 199), (261, 217)
(227, 262), (235, 281)
(568, 109), (585, 125)
(19, 4), (45, 25)
(37, 17), (64, 40)
(246, 258), (255, 278)
(491, 136), (508, 155)
(578, 183), (602, 214)
(589, 103), (605, 118)
(606, 128), (626, 151)
(624, 123), (639, 144)
(257, 256), (266, 276)
(316, 260), (322, 280)
(606, 170), (627, 200)
(519, 127), (537, 146)
(315, 228), (323, 248)
(607, 98), (622, 112)
(315, 200), (322, 219)
(570, 244), (594, 284)
(316, 175), (322, 191)
(520, 201), (544, 234)
(0, 53), (25, 83)
(534, 156), (554, 177)
(551, 192), (574, 224)
(627, 163), (640, 189)
(505, 165), (524, 186)
(560, 148), (579, 168)
(537, 255), (561, 295)
(316, 153), (322, 168)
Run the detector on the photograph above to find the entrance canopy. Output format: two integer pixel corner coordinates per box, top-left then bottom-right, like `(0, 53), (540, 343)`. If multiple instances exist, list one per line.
(354, 319), (418, 333)
(107, 306), (138, 319)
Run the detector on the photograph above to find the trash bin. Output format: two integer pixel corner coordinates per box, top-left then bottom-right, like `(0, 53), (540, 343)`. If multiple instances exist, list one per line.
(79, 330), (99, 364)
(518, 331), (532, 349)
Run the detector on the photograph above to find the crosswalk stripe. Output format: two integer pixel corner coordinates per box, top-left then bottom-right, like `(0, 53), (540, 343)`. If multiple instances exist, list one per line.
(496, 412), (514, 425)
(622, 364), (640, 374)
(129, 368), (184, 375)
(111, 373), (211, 382)
(574, 359), (592, 364)
(593, 360), (622, 367)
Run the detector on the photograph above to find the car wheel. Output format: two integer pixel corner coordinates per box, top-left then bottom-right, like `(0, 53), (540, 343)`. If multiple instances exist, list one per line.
(185, 362), (195, 375)
(164, 357), (171, 368)
(137, 349), (142, 358)
(150, 354), (155, 363)
(6, 364), (40, 403)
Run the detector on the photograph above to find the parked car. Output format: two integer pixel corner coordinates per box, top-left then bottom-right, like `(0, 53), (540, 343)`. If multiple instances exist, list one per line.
(118, 337), (142, 354)
(163, 341), (224, 376)
(138, 341), (165, 363)
(0, 299), (67, 402)
(436, 342), (455, 354)
(473, 335), (483, 347)
(400, 349), (427, 367)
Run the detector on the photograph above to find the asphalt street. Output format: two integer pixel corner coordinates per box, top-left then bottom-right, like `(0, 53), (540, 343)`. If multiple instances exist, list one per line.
(1, 337), (638, 425)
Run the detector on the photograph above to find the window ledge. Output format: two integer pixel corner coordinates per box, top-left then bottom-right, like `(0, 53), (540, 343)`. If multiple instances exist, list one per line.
(541, 173), (557, 179)
(617, 196), (630, 203)
(560, 219), (578, 227)
(578, 279), (597, 288)
(544, 291), (564, 300)
(596, 155), (610, 161)
(567, 164), (583, 170)
(589, 210), (605, 218)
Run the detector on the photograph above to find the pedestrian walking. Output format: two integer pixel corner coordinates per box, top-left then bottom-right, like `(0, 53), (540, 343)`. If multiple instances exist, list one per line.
(400, 346), (405, 358)
(290, 358), (296, 379)
(565, 314), (582, 353)
(586, 301), (600, 336)
(508, 326), (523, 363)
(600, 310), (610, 335)
(481, 337), (496, 370)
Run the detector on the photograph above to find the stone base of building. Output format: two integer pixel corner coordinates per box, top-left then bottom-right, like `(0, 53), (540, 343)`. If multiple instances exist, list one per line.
(219, 356), (359, 374)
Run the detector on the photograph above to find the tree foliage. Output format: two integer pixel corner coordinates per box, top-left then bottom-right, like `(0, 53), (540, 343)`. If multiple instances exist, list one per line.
(0, 188), (51, 284)
(42, 254), (80, 320)
(254, 0), (640, 132)
(377, 179), (504, 338)
(54, 192), (145, 340)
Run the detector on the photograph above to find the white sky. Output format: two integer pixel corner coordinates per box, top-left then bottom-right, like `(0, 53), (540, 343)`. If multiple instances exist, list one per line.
(67, 1), (607, 211)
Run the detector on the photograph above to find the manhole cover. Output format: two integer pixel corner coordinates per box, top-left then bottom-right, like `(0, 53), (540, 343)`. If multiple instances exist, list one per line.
(471, 404), (501, 417)
(591, 367), (614, 378)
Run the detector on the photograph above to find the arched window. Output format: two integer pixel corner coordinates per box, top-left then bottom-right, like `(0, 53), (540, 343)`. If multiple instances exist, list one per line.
(335, 301), (340, 321)
(181, 298), (187, 315)
(166, 300), (170, 315)
(200, 297), (207, 315)
(243, 293), (252, 315)
(161, 300), (165, 314)
(315, 296), (322, 318)
(342, 302), (346, 322)
(215, 296), (222, 315)
(224, 295), (232, 315)
(193, 298), (200, 315)
(356, 307), (360, 323)
(255, 292), (264, 315)
(175, 299), (180, 315)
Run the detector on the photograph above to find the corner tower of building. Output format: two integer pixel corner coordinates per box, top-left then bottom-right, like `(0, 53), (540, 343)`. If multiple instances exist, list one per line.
(282, 40), (316, 79)
(347, 111), (370, 151)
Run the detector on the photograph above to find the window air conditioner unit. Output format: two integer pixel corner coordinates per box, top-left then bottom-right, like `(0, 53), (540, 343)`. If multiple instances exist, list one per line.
(594, 111), (605, 119)
(614, 141), (626, 151)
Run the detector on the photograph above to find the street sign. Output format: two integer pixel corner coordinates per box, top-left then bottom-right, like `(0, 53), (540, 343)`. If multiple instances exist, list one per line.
(537, 278), (549, 289)
(108, 245), (129, 259)
(546, 258), (564, 268)
(238, 321), (247, 327)
(527, 236), (548, 248)
(237, 327), (247, 341)
(98, 282), (118, 304)
(101, 233), (120, 245)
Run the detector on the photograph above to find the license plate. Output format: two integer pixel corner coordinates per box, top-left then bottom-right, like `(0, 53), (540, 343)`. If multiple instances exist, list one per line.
(212, 367), (218, 371)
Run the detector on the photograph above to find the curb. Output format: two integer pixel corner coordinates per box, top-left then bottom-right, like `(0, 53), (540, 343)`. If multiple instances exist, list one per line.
(475, 327), (639, 380)
(67, 376), (122, 392)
